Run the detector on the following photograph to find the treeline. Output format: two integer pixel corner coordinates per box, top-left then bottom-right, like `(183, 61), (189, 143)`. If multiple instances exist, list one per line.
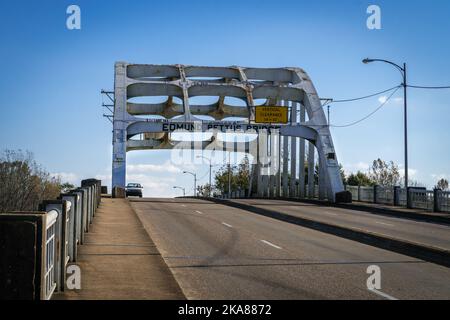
(197, 157), (449, 196)
(0, 150), (69, 213)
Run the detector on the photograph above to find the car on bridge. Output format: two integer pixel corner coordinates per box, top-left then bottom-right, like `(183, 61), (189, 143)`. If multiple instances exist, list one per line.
(125, 183), (143, 198)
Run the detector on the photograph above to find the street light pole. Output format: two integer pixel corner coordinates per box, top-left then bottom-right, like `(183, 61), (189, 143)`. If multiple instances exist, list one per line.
(228, 152), (231, 198)
(363, 58), (409, 206)
(196, 155), (213, 198)
(173, 186), (186, 197)
(403, 63), (408, 202)
(183, 171), (197, 197)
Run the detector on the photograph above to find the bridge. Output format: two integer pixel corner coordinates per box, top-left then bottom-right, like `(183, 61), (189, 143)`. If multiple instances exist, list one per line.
(110, 63), (346, 202)
(1, 63), (450, 300)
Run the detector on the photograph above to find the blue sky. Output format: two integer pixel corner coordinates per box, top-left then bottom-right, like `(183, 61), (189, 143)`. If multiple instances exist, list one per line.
(0, 0), (449, 196)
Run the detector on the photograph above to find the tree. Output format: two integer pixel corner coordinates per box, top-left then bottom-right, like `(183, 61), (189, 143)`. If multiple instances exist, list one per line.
(236, 155), (251, 191)
(60, 182), (75, 192)
(0, 149), (62, 212)
(213, 156), (251, 195)
(435, 178), (449, 191)
(197, 183), (212, 197)
(369, 158), (401, 187)
(339, 164), (347, 185)
(346, 171), (375, 186)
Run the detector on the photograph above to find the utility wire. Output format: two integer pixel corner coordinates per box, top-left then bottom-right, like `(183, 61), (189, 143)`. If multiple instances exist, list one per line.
(312, 82), (449, 128)
(407, 84), (450, 89)
(329, 86), (401, 128)
(322, 85), (402, 106)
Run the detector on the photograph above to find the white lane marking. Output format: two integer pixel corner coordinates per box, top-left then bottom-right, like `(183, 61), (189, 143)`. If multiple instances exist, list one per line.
(180, 204), (186, 207)
(260, 240), (282, 250)
(368, 288), (398, 300)
(323, 211), (338, 216)
(375, 221), (394, 227)
(222, 222), (233, 228)
(195, 210), (203, 214)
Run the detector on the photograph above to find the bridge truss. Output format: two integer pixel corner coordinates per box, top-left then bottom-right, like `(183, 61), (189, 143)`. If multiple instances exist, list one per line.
(111, 63), (344, 202)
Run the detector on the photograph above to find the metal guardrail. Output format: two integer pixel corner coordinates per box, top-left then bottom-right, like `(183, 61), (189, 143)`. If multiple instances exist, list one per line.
(0, 178), (102, 300)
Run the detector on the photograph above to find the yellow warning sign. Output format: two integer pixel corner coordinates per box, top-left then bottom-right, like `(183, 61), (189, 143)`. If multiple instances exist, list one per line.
(255, 106), (288, 124)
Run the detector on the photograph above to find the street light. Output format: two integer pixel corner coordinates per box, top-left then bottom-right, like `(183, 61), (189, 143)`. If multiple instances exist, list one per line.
(362, 57), (409, 206)
(183, 171), (197, 197)
(196, 155), (212, 198)
(173, 186), (186, 197)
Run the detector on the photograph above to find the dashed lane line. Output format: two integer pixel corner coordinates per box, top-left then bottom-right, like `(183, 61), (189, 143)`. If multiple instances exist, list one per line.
(260, 240), (282, 250)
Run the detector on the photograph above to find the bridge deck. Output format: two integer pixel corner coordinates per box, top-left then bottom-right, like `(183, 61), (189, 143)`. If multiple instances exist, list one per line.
(53, 198), (184, 300)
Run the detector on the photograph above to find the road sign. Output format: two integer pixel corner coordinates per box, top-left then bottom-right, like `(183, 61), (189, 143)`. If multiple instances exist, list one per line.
(255, 106), (288, 124)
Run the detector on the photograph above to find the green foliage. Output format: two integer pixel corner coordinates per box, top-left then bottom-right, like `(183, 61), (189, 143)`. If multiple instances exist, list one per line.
(212, 155), (251, 195)
(346, 171), (375, 186)
(435, 178), (449, 191)
(60, 182), (75, 192)
(197, 183), (212, 197)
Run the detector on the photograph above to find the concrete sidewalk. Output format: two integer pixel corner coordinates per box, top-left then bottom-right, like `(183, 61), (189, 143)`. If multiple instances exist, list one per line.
(54, 197), (185, 300)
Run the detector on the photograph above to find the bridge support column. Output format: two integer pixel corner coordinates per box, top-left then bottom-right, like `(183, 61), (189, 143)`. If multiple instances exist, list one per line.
(290, 102), (298, 198)
(257, 130), (270, 197)
(112, 62), (127, 189)
(307, 142), (315, 198)
(298, 104), (306, 198)
(318, 155), (327, 200)
(256, 135), (263, 197)
(282, 101), (289, 197)
(276, 130), (281, 197)
(269, 130), (278, 198)
(265, 132), (270, 198)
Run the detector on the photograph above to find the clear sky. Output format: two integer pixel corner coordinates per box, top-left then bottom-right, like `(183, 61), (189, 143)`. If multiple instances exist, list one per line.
(1, 0), (449, 196)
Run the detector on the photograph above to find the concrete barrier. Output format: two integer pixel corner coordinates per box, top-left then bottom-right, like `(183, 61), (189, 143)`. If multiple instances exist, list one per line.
(0, 213), (46, 299)
(0, 178), (102, 300)
(112, 186), (126, 198)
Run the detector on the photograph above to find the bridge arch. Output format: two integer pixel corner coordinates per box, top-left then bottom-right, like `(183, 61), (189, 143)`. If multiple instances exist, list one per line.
(112, 63), (344, 202)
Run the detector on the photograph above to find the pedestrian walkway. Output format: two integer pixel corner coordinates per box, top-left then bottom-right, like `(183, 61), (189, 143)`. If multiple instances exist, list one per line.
(54, 197), (185, 300)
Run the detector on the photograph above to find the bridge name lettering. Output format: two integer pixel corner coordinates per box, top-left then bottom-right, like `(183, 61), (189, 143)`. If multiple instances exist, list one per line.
(161, 122), (281, 133)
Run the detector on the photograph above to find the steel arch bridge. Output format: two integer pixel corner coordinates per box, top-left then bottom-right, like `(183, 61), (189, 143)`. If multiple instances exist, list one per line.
(111, 62), (345, 202)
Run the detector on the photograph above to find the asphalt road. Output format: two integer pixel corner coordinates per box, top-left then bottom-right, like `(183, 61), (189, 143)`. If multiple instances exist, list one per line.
(231, 199), (450, 251)
(131, 198), (450, 300)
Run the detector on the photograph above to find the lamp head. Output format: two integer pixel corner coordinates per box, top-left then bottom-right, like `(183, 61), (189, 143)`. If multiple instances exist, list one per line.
(362, 58), (374, 64)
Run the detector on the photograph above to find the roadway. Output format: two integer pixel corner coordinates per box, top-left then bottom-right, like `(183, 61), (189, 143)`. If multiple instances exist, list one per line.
(230, 199), (450, 251)
(130, 198), (450, 300)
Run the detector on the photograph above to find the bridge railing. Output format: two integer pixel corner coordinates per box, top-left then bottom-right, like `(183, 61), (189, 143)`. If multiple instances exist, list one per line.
(215, 183), (449, 214)
(342, 185), (450, 213)
(44, 209), (58, 300)
(0, 178), (102, 300)
(437, 191), (450, 212)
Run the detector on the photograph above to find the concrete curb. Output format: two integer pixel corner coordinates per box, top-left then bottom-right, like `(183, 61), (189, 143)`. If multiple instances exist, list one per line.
(229, 196), (450, 226)
(205, 198), (450, 268)
(293, 198), (450, 226)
